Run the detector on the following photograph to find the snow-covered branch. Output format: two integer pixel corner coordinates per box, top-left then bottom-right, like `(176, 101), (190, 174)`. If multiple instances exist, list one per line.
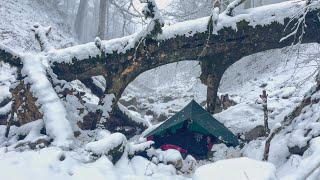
(22, 54), (74, 148)
(0, 44), (22, 67)
(280, 0), (316, 44)
(31, 24), (54, 52)
(140, 0), (164, 38)
(95, 37), (105, 54)
(127, 140), (154, 158)
(223, 0), (247, 16)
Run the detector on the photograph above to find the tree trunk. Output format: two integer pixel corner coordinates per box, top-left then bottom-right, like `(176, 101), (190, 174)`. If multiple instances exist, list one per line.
(260, 90), (270, 135)
(263, 125), (281, 161)
(5, 117), (12, 138)
(206, 73), (223, 114)
(74, 0), (88, 41)
(98, 0), (108, 39)
(244, 0), (251, 9)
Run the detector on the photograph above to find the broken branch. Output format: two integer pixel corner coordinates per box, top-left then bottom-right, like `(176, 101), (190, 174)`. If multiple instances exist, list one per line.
(224, 0), (247, 16)
(31, 24), (53, 52)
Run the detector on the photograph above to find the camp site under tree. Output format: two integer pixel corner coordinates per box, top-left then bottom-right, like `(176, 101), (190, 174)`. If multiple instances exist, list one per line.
(1, 0), (320, 179)
(145, 100), (239, 159)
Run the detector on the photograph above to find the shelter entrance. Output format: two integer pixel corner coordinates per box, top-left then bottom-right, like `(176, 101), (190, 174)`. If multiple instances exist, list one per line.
(145, 100), (239, 159)
(153, 120), (221, 158)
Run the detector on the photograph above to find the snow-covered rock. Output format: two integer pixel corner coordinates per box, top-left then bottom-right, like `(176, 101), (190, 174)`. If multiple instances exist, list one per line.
(127, 140), (154, 158)
(85, 132), (127, 163)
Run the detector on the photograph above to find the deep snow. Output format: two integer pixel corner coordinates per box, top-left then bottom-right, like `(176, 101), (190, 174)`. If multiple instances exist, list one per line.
(1, 0), (320, 179)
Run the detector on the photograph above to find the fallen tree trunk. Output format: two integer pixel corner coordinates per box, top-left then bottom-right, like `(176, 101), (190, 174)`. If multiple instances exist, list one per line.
(49, 1), (320, 113)
(0, 1), (320, 132)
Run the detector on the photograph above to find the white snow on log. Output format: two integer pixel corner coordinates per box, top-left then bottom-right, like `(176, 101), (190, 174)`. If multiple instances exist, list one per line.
(159, 16), (210, 40)
(118, 102), (152, 127)
(47, 33), (137, 64)
(147, 148), (182, 165)
(99, 94), (115, 120)
(69, 80), (100, 105)
(46, 0), (320, 65)
(21, 54), (73, 147)
(85, 132), (127, 156)
(0, 102), (12, 115)
(127, 141), (154, 156)
(193, 157), (277, 180)
(14, 119), (48, 144)
(31, 24), (54, 52)
(0, 43), (21, 58)
(92, 75), (106, 92)
(15, 119), (43, 136)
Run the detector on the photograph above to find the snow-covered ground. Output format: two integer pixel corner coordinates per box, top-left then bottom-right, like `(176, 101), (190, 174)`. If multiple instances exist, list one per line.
(1, 0), (320, 179)
(121, 61), (206, 122)
(0, 146), (188, 180)
(0, 0), (76, 52)
(217, 44), (319, 134)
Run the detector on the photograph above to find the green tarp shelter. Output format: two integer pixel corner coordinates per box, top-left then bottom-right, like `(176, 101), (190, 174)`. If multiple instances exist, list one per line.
(145, 100), (239, 147)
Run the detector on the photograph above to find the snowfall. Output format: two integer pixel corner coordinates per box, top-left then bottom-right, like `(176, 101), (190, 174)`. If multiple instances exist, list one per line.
(1, 0), (320, 179)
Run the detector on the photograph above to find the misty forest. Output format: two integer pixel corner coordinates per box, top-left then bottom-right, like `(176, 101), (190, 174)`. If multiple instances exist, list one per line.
(1, 0), (320, 179)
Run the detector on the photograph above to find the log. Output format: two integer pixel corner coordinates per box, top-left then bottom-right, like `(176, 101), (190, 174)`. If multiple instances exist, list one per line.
(1, 1), (320, 123)
(49, 1), (320, 114)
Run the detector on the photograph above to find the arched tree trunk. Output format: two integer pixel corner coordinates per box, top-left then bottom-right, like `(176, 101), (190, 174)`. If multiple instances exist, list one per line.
(2, 1), (320, 135)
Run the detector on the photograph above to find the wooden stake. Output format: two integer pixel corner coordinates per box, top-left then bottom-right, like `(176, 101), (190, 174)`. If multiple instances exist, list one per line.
(260, 90), (270, 135)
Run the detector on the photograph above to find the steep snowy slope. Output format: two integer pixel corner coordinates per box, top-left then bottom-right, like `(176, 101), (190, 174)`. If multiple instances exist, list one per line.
(0, 0), (76, 52)
(217, 44), (318, 134)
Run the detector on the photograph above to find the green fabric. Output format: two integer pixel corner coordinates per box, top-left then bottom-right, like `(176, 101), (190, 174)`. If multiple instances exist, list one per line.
(145, 100), (239, 146)
(188, 122), (210, 135)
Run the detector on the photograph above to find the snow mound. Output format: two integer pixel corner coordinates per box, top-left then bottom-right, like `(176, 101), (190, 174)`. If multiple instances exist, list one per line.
(127, 140), (154, 156)
(161, 149), (183, 164)
(85, 133), (127, 156)
(193, 157), (277, 180)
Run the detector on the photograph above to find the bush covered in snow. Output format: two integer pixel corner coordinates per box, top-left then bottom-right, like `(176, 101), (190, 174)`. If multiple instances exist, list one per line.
(85, 132), (127, 163)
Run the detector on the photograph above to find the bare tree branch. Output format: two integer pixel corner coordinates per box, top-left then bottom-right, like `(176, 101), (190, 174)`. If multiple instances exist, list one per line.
(224, 0), (247, 16)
